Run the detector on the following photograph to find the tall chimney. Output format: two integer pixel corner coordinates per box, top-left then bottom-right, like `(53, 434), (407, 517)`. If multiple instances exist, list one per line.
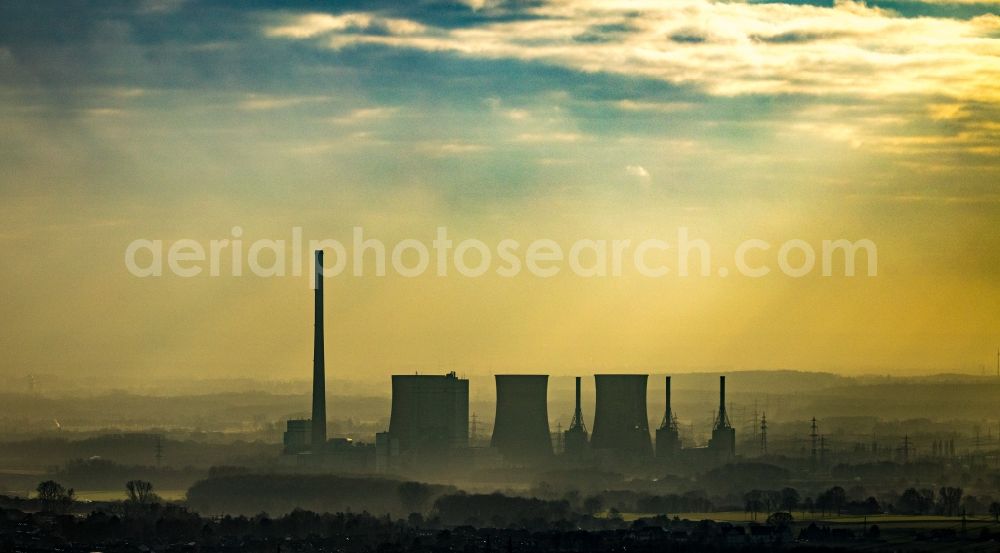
(575, 376), (582, 416)
(709, 375), (735, 455)
(311, 250), (327, 450)
(665, 376), (672, 421)
(656, 375), (680, 457)
(564, 376), (588, 456)
(713, 375), (732, 431)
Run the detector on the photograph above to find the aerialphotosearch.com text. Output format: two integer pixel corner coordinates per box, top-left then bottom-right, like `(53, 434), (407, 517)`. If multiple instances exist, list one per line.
(124, 226), (878, 280)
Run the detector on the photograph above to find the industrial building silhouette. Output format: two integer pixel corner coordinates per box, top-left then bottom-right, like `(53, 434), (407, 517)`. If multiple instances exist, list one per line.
(491, 375), (553, 463)
(311, 250), (327, 450)
(655, 376), (681, 460)
(290, 370), (738, 473)
(384, 373), (469, 459)
(563, 376), (588, 458)
(590, 374), (653, 460)
(284, 250), (737, 473)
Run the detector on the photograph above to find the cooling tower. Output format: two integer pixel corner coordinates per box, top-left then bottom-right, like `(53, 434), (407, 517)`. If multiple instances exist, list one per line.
(491, 375), (553, 463)
(590, 374), (652, 456)
(388, 372), (469, 455)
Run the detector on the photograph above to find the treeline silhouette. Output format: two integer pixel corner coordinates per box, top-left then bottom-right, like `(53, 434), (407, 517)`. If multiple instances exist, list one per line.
(186, 473), (455, 517)
(5, 474), (1000, 552)
(0, 433), (279, 469)
(185, 472), (725, 520)
(0, 501), (898, 553)
(434, 493), (571, 526)
(51, 457), (203, 490)
(831, 461), (950, 481)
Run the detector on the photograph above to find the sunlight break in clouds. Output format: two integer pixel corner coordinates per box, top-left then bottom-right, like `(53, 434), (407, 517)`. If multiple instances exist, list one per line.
(329, 107), (400, 125)
(0, 0), (997, 378)
(265, 1), (1000, 102)
(626, 165), (650, 178)
(238, 95), (330, 111)
(266, 13), (427, 39)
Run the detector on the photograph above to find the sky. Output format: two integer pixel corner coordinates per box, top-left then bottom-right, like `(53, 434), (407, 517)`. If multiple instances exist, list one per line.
(1, 0), (998, 383)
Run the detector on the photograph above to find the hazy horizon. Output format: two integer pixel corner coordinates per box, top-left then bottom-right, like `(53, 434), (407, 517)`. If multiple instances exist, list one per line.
(4, 6), (1000, 551)
(2, 1), (998, 383)
(9, 368), (1000, 400)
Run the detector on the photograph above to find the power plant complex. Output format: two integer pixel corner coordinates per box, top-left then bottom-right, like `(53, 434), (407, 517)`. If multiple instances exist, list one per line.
(283, 251), (738, 474)
(590, 374), (654, 460)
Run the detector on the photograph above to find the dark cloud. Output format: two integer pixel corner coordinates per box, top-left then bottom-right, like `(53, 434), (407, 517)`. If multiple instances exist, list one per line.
(0, 0), (996, 185)
(748, 0), (999, 20)
(574, 22), (637, 43)
(873, 1), (999, 19)
(669, 32), (708, 44)
(0, 0), (704, 115)
(752, 31), (855, 43)
(228, 0), (548, 29)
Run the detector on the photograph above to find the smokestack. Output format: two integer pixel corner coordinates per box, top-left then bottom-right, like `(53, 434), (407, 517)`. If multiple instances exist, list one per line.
(665, 376), (672, 421)
(709, 375), (735, 457)
(311, 250), (327, 450)
(575, 376), (582, 415)
(564, 376), (588, 457)
(656, 375), (680, 458)
(713, 375), (732, 431)
(658, 375), (677, 431)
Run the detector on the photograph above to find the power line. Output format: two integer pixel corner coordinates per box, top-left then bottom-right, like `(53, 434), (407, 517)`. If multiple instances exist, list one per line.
(760, 412), (767, 455)
(810, 417), (819, 469)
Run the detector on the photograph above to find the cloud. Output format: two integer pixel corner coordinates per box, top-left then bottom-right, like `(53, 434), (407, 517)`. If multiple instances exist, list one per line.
(515, 132), (584, 143)
(900, 0), (1000, 4)
(626, 164), (650, 178)
(329, 107), (399, 124)
(139, 0), (187, 14)
(928, 103), (968, 120)
(265, 2), (1000, 103)
(415, 141), (491, 155)
(83, 107), (127, 117)
(458, 0), (503, 11)
(266, 13), (426, 39)
(616, 100), (694, 113)
(238, 95), (329, 111)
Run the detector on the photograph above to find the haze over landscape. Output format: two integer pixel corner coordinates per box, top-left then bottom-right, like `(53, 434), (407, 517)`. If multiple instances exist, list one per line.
(2, 0), (999, 382)
(2, 2), (1000, 551)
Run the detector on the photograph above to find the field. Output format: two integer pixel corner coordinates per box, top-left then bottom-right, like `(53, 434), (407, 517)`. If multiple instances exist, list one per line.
(606, 511), (1000, 551)
(73, 489), (188, 502)
(615, 511), (1000, 529)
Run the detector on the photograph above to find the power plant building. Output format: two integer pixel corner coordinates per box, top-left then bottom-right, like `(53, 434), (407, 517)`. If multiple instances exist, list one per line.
(708, 376), (736, 459)
(283, 419), (312, 454)
(283, 250), (328, 456)
(655, 376), (681, 460)
(387, 372), (469, 457)
(590, 374), (652, 458)
(277, 251), (751, 475)
(563, 376), (589, 458)
(491, 375), (553, 464)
